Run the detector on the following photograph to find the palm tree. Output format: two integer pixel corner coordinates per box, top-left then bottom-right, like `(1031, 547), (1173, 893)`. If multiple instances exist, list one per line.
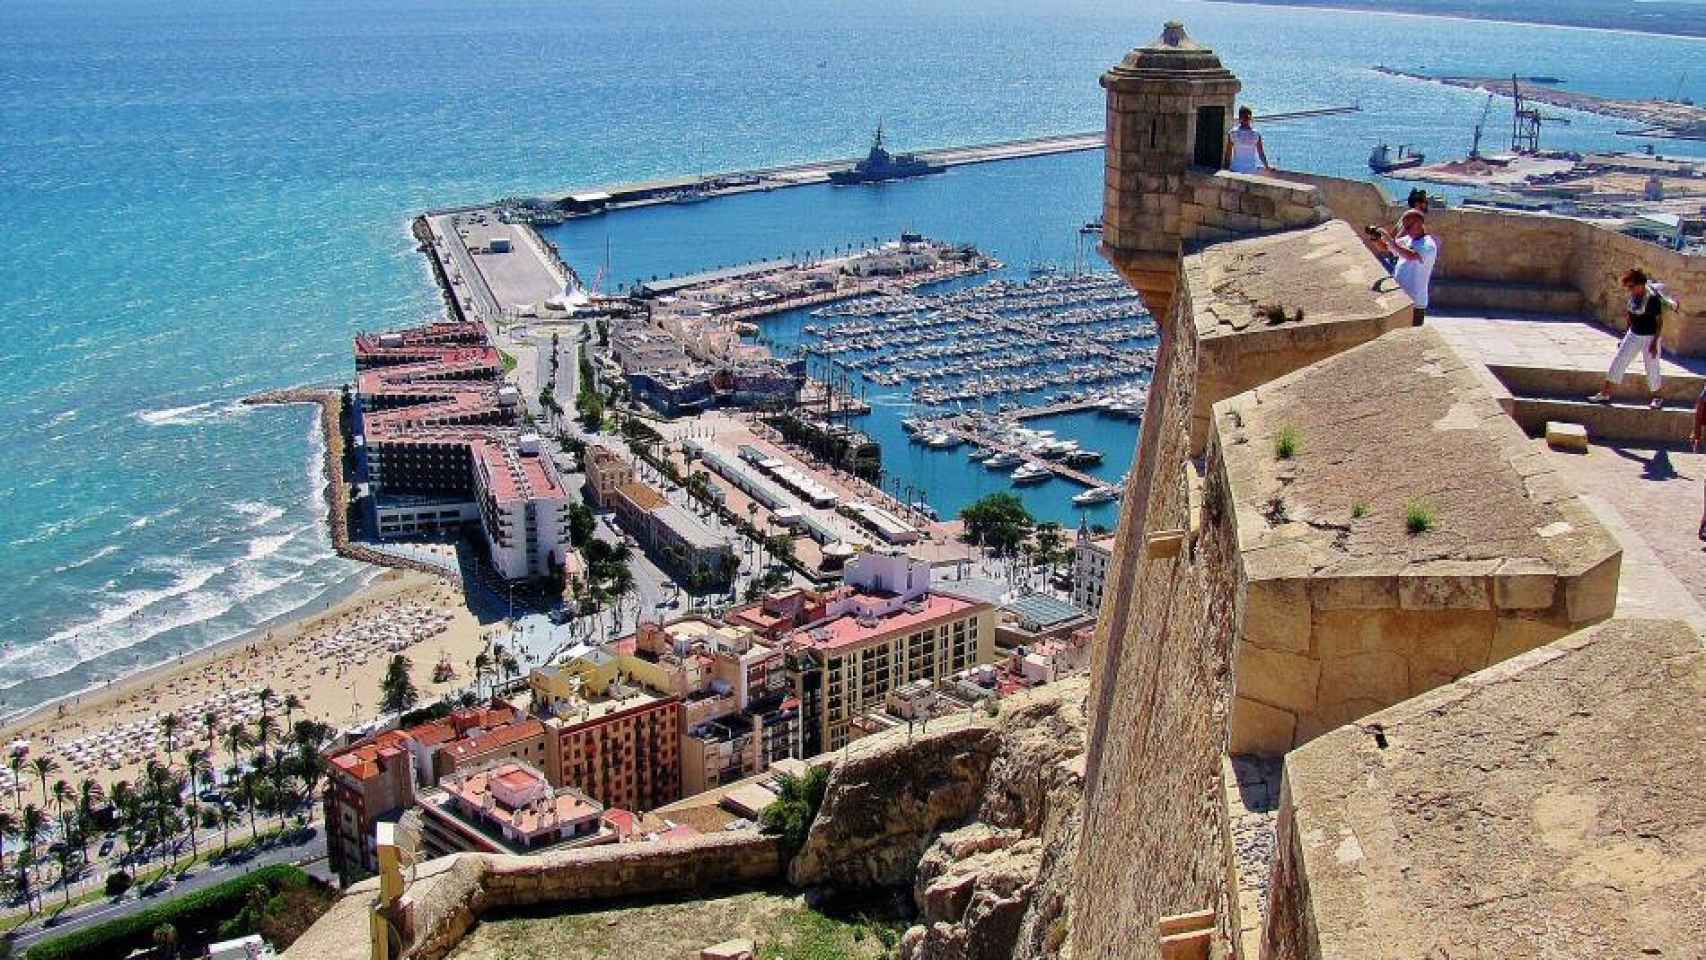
(49, 780), (71, 845)
(158, 712), (181, 770)
(7, 754), (24, 810)
(184, 750), (210, 859)
(256, 687), (277, 722)
(75, 778), (102, 866)
(20, 804), (44, 888)
(282, 694), (303, 732)
(0, 808), (15, 877)
(218, 804), (237, 853)
(28, 757), (57, 808)
(254, 714), (279, 767)
(202, 710), (221, 750)
(472, 651), (491, 701)
(224, 724), (252, 785)
(52, 844), (75, 907)
(238, 772), (260, 841)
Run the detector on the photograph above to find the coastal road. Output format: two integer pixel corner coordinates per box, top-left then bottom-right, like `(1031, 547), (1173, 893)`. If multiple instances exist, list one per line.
(9, 831), (327, 951)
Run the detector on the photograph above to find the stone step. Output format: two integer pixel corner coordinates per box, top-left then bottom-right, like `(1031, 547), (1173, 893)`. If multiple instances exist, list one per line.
(1509, 396), (1698, 445)
(1429, 280), (1586, 316)
(1489, 363), (1706, 407)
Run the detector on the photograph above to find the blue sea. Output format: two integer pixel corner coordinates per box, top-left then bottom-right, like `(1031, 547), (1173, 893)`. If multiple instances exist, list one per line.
(2, 0), (1703, 719)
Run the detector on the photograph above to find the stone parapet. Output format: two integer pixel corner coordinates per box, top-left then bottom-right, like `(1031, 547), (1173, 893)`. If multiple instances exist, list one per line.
(1184, 220), (1413, 454)
(1263, 618), (1706, 959)
(1279, 170), (1706, 356)
(280, 832), (785, 960)
(1177, 170), (1331, 246)
(1213, 326), (1622, 755)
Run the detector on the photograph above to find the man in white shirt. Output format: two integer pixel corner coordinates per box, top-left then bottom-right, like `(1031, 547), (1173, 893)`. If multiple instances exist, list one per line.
(1376, 210), (1438, 325)
(1223, 106), (1269, 174)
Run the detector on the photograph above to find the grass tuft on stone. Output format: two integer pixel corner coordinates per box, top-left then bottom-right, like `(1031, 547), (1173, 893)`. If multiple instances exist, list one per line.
(1405, 499), (1436, 535)
(1351, 502), (1368, 520)
(1274, 425), (1302, 460)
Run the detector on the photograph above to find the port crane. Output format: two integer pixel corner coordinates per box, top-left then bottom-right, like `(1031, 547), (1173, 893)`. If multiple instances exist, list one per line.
(1510, 75), (1570, 154)
(1469, 94), (1493, 160)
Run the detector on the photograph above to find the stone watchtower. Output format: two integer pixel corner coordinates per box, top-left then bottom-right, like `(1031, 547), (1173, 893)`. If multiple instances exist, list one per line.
(1100, 21), (1240, 321)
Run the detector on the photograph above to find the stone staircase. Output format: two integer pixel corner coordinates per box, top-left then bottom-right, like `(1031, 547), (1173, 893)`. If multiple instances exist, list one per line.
(1429, 308), (1705, 447)
(1429, 279), (1586, 317)
(1493, 363), (1703, 445)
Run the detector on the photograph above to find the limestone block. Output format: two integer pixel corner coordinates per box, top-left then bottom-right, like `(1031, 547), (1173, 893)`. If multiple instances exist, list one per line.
(1234, 641), (1321, 714)
(702, 940), (754, 960)
(1545, 421), (1589, 451)
(1230, 695), (1297, 756)
(1243, 577), (1312, 654)
(1306, 695), (1390, 741)
(1310, 575), (1397, 611)
(1318, 650), (1409, 711)
(1397, 571), (1491, 611)
(1492, 570), (1557, 610)
(1312, 609), (1386, 661)
(1564, 552), (1621, 624)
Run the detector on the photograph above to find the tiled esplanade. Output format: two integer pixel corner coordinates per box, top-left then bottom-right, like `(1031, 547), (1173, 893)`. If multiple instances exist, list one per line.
(1099, 21), (1240, 321)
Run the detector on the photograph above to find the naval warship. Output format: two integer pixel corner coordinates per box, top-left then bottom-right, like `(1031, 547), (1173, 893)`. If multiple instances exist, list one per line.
(828, 125), (945, 185)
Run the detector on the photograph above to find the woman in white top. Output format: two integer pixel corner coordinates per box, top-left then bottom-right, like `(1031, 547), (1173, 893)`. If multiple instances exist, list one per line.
(1224, 106), (1269, 173)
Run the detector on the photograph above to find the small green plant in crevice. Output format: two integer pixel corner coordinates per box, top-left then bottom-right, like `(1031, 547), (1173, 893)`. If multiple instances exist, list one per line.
(1405, 499), (1437, 535)
(1274, 425), (1302, 460)
(1351, 502), (1369, 520)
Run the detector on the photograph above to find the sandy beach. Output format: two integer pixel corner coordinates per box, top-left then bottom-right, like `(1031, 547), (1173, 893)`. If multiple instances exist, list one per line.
(0, 570), (498, 807)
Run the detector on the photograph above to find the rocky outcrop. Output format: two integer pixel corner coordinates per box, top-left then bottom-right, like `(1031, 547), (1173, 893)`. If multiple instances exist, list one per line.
(792, 679), (1090, 960)
(789, 724), (1000, 890)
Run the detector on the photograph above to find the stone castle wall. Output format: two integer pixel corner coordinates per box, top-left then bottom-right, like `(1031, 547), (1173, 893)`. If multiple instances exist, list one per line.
(1285, 172), (1706, 355)
(1073, 276), (1247, 960)
(281, 833), (785, 960)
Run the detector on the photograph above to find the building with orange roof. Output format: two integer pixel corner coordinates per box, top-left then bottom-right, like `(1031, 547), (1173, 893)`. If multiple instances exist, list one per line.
(324, 732), (416, 881)
(411, 760), (617, 858)
(322, 703), (531, 880)
(352, 322), (572, 581)
(783, 549), (996, 754)
(609, 480), (736, 589)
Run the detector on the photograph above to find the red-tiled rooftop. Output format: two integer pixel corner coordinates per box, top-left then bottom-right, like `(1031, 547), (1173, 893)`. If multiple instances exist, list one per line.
(445, 718), (544, 761)
(789, 592), (979, 652)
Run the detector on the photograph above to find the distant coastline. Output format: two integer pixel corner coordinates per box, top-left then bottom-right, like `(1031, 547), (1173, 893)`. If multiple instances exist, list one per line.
(1202, 0), (1706, 40)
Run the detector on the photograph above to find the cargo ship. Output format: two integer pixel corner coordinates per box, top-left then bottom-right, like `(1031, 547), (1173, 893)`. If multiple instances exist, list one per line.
(829, 125), (946, 185)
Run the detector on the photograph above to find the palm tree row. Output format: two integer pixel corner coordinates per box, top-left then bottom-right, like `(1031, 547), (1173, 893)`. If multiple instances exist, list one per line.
(0, 702), (336, 916)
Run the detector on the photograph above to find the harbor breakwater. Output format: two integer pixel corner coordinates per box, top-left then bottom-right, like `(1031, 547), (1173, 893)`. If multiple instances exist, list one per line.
(242, 387), (458, 583)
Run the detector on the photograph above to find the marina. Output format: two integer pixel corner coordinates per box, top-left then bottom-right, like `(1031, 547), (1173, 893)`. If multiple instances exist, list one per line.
(800, 273), (1155, 406)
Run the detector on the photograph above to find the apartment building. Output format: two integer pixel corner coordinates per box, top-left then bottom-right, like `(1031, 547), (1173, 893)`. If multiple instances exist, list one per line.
(784, 549), (995, 754)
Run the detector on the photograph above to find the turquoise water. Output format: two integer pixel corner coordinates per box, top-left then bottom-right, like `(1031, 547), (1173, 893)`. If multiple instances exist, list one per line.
(3, 0), (1704, 718)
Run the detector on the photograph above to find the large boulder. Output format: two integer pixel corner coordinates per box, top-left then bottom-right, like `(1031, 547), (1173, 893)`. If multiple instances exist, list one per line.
(789, 724), (1000, 890)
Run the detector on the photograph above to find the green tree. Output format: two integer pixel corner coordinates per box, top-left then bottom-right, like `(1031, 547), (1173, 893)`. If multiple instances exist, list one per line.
(567, 502), (596, 549)
(158, 712), (181, 770)
(29, 756), (59, 808)
(0, 809), (15, 878)
(379, 655), (419, 714)
(758, 765), (831, 858)
(1034, 522), (1065, 570)
(959, 492), (1035, 556)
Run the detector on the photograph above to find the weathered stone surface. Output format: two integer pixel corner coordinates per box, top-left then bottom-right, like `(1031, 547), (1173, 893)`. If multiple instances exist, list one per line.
(1268, 619), (1706, 960)
(1243, 576), (1312, 653)
(700, 938), (754, 960)
(789, 724), (999, 890)
(1233, 641), (1320, 714)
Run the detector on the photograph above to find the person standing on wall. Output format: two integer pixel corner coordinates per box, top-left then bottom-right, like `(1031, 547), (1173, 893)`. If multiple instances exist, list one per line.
(1589, 268), (1677, 408)
(1224, 106), (1270, 174)
(1374, 209), (1438, 325)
